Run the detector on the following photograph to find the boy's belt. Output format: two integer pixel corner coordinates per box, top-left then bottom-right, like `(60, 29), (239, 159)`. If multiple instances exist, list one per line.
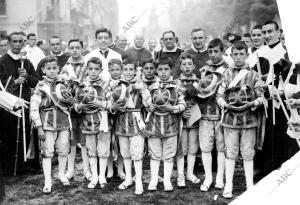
(82, 109), (109, 132)
(41, 106), (60, 111)
(119, 108), (141, 112)
(83, 109), (99, 114)
(154, 111), (169, 116)
(126, 108), (141, 112)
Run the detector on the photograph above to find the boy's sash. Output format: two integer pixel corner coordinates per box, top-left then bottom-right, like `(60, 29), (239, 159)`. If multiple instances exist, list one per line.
(39, 83), (72, 130)
(228, 69), (250, 89)
(220, 68), (250, 126)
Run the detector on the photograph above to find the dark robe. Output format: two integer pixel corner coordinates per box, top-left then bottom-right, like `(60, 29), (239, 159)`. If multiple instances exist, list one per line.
(0, 53), (38, 176)
(0, 140), (4, 202)
(109, 44), (128, 60)
(125, 47), (152, 67)
(82, 49), (90, 56)
(252, 42), (295, 179)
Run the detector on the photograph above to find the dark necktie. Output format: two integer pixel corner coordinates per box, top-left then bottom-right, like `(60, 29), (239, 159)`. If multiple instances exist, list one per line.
(100, 50), (109, 58)
(251, 47), (257, 53)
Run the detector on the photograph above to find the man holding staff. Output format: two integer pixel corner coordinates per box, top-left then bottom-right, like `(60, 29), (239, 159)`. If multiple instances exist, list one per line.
(0, 32), (38, 176)
(0, 80), (29, 201)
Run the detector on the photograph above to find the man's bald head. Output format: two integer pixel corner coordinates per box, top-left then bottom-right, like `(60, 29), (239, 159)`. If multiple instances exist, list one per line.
(134, 34), (145, 49)
(118, 35), (128, 49)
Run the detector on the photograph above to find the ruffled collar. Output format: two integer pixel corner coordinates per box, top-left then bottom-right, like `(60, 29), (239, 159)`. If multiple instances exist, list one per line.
(50, 51), (64, 57)
(120, 75), (138, 84)
(141, 75), (159, 83)
(66, 56), (84, 65)
(191, 44), (207, 53)
(133, 45), (145, 50)
(43, 76), (60, 83)
(179, 73), (197, 80)
(206, 58), (225, 67)
(232, 64), (250, 70)
(7, 50), (24, 60)
(87, 76), (102, 83)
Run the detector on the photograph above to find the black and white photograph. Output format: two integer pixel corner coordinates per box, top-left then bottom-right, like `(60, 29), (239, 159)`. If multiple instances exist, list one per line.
(0, 0), (300, 204)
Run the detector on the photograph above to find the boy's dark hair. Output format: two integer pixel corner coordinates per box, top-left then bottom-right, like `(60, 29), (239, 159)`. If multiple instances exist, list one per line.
(243, 33), (251, 38)
(122, 58), (136, 69)
(27, 33), (36, 40)
(68, 39), (83, 48)
(39, 55), (57, 69)
(87, 57), (102, 68)
(108, 58), (122, 68)
(155, 57), (173, 69)
(180, 54), (194, 64)
(162, 30), (175, 38)
(142, 58), (155, 67)
(95, 27), (112, 39)
(251, 25), (262, 33)
(263, 20), (279, 30)
(49, 36), (61, 44)
(208, 38), (224, 52)
(8, 32), (23, 42)
(231, 41), (248, 54)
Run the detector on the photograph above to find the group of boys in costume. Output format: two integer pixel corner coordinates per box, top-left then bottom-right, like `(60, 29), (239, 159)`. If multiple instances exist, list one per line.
(1, 19), (299, 200)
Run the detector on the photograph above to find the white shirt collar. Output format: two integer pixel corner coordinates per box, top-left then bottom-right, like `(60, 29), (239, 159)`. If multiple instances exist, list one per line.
(7, 50), (22, 60)
(162, 46), (178, 52)
(50, 51), (64, 56)
(191, 44), (207, 53)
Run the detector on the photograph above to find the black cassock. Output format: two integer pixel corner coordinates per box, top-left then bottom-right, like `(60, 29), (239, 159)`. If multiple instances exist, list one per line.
(252, 49), (299, 178)
(0, 141), (4, 202)
(0, 53), (38, 176)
